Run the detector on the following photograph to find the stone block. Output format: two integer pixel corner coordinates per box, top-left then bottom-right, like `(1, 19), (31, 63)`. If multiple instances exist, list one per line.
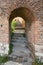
(0, 43), (9, 56)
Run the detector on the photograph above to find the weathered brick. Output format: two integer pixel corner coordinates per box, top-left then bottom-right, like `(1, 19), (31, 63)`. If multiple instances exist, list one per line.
(0, 0), (43, 58)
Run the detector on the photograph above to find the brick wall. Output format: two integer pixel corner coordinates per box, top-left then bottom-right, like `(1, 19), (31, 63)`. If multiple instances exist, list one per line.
(0, 0), (43, 59)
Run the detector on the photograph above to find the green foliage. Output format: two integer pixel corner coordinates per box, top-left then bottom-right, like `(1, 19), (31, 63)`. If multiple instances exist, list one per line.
(9, 43), (13, 54)
(33, 58), (43, 65)
(0, 56), (9, 63)
(11, 20), (17, 32)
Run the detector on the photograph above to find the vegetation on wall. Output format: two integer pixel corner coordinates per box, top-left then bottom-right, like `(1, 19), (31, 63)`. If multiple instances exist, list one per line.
(11, 20), (17, 33)
(0, 56), (9, 63)
(32, 58), (43, 65)
(9, 43), (13, 54)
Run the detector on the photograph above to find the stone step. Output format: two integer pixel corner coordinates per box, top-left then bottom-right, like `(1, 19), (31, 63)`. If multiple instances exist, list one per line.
(4, 61), (23, 65)
(11, 38), (27, 41)
(11, 43), (26, 47)
(12, 42), (26, 44)
(14, 29), (25, 33)
(13, 33), (25, 35)
(8, 56), (33, 63)
(12, 49), (31, 55)
(12, 35), (26, 39)
(12, 34), (26, 37)
(12, 38), (26, 40)
(12, 33), (23, 35)
(11, 38), (26, 41)
(12, 35), (23, 37)
(9, 52), (33, 62)
(10, 45), (31, 54)
(14, 44), (30, 52)
(12, 41), (26, 44)
(4, 61), (32, 65)
(10, 33), (33, 65)
(11, 40), (27, 43)
(8, 56), (28, 63)
(11, 51), (31, 58)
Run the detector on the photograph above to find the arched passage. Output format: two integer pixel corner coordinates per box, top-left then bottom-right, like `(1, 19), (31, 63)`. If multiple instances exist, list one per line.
(9, 7), (35, 57)
(12, 17), (25, 28)
(11, 17), (25, 34)
(0, 0), (42, 61)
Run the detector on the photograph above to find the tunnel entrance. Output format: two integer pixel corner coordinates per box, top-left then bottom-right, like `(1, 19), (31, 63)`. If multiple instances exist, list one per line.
(0, 0), (42, 61)
(9, 7), (35, 44)
(11, 17), (25, 34)
(9, 7), (35, 61)
(9, 15), (34, 64)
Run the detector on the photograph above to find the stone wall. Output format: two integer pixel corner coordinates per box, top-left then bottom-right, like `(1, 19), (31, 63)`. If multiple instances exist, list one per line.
(35, 21), (43, 59)
(0, 0), (43, 58)
(0, 16), (9, 56)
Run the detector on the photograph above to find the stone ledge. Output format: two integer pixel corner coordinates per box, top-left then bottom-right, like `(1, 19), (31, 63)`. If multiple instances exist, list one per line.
(35, 52), (43, 57)
(35, 44), (43, 52)
(4, 61), (23, 65)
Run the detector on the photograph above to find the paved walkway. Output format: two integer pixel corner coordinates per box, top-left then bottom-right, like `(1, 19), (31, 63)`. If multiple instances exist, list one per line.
(6, 33), (33, 65)
(3, 32), (34, 65)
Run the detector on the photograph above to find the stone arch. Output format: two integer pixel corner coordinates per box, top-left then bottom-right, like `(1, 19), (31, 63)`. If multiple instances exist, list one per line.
(0, 0), (43, 59)
(9, 7), (35, 57)
(12, 17), (25, 28)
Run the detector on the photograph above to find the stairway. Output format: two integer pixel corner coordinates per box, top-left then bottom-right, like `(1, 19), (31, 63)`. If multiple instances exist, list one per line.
(9, 33), (33, 65)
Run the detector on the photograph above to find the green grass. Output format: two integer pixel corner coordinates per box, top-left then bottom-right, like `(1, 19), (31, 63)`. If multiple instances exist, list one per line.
(0, 56), (9, 63)
(33, 58), (43, 65)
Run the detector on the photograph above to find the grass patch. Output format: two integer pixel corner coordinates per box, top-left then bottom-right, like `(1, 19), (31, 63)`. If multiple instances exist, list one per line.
(0, 56), (9, 63)
(32, 58), (43, 65)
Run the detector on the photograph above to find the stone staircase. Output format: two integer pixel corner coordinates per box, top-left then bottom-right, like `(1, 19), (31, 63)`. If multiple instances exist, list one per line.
(7, 33), (33, 65)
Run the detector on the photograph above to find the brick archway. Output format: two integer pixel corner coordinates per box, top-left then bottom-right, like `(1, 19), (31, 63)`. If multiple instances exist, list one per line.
(9, 7), (35, 58)
(0, 0), (43, 59)
(9, 11), (35, 64)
